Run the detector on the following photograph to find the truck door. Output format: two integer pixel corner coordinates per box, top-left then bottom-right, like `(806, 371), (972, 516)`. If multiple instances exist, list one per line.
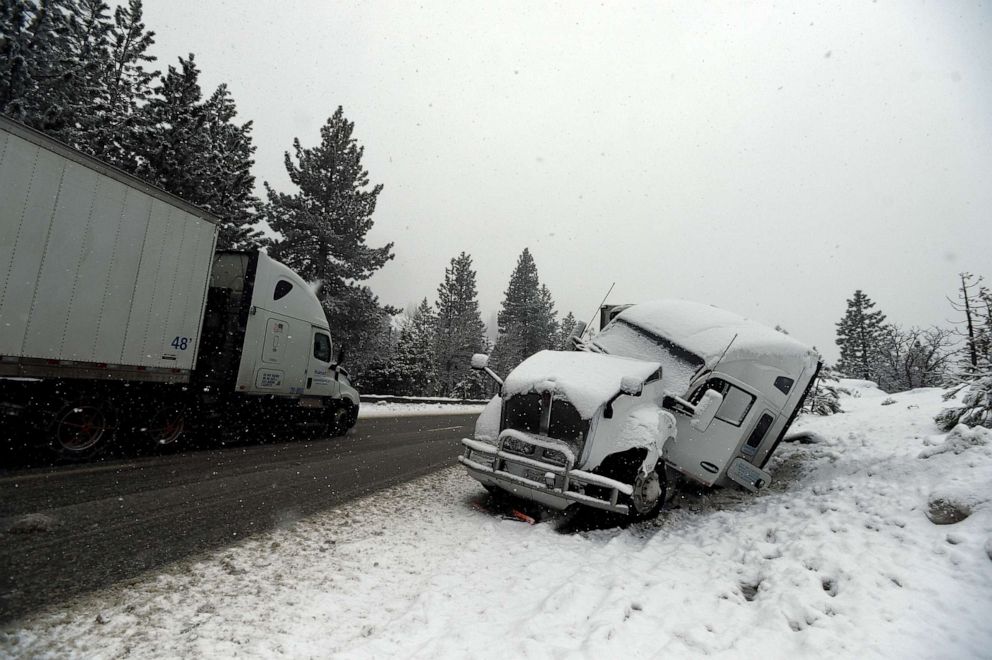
(250, 316), (306, 394)
(665, 376), (763, 486)
(305, 327), (339, 398)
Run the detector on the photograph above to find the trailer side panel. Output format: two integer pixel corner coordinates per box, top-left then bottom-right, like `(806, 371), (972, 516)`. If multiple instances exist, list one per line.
(0, 119), (218, 376)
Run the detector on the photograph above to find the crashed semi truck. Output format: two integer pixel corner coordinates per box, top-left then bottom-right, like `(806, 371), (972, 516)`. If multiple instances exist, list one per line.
(460, 300), (821, 518)
(0, 115), (359, 458)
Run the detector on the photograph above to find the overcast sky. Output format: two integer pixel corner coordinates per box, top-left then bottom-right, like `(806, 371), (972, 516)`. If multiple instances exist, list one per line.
(141, 0), (992, 361)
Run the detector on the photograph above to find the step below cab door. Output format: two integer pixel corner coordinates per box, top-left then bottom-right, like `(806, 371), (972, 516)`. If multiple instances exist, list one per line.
(305, 326), (340, 399)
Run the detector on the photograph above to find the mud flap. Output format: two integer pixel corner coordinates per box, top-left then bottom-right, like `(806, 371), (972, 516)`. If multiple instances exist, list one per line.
(727, 457), (772, 492)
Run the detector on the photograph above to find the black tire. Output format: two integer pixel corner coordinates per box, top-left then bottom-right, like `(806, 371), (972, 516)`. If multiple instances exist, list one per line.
(628, 467), (666, 520)
(49, 398), (116, 460)
(328, 402), (356, 437)
(142, 405), (187, 448)
(595, 449), (666, 520)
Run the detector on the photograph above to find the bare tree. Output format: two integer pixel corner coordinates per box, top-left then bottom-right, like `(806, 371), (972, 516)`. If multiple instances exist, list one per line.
(947, 273), (986, 379)
(876, 325), (954, 392)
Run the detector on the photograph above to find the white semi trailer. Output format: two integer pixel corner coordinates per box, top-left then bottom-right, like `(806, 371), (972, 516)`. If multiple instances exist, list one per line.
(0, 116), (359, 457)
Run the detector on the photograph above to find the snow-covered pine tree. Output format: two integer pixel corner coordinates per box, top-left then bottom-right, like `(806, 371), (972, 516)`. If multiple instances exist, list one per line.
(803, 358), (844, 415)
(0, 0), (111, 143)
(557, 311), (576, 350)
(135, 55), (259, 250)
(0, 0), (56, 118)
(835, 290), (887, 381)
(935, 375), (992, 430)
(491, 248), (559, 374)
(264, 107), (395, 376)
(398, 298), (439, 396)
(935, 276), (992, 430)
(199, 83), (259, 249)
(433, 252), (486, 397)
(80, 0), (157, 168)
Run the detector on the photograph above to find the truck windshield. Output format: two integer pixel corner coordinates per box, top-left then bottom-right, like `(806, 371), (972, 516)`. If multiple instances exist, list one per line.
(591, 319), (705, 393)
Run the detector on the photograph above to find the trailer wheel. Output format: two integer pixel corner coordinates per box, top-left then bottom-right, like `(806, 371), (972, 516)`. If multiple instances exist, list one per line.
(145, 406), (186, 446)
(51, 400), (115, 459)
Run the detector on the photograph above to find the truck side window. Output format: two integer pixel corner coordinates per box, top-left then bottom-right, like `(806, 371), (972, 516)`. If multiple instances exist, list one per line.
(690, 378), (756, 427)
(274, 280), (293, 300)
(313, 332), (331, 362)
(774, 376), (794, 395)
(742, 412), (775, 455)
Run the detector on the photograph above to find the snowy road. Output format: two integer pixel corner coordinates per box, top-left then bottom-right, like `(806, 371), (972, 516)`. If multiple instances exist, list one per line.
(4, 383), (989, 659)
(0, 411), (479, 622)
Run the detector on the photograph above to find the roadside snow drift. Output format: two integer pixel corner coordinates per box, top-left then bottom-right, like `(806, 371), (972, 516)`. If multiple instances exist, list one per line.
(3, 382), (991, 659)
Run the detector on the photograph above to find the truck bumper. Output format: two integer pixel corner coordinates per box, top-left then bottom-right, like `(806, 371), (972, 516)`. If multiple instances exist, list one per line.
(459, 431), (634, 515)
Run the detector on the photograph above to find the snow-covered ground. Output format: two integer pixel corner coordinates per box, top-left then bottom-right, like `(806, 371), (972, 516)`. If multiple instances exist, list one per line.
(3, 382), (991, 659)
(357, 400), (486, 418)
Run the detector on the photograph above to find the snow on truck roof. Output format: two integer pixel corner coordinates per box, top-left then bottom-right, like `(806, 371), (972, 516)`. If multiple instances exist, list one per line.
(615, 300), (817, 370)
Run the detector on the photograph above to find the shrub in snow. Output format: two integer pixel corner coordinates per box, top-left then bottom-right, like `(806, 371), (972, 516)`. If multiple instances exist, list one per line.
(803, 362), (845, 415)
(919, 424), (991, 459)
(935, 375), (992, 430)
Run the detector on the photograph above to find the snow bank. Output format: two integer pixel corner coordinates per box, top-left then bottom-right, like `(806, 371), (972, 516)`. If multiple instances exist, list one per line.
(358, 401), (486, 418)
(4, 387), (991, 659)
(502, 350), (661, 418)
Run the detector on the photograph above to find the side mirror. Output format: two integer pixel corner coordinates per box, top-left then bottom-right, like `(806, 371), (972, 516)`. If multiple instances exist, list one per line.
(620, 375), (643, 396)
(690, 390), (723, 432)
(470, 353), (504, 387)
(566, 321), (587, 350)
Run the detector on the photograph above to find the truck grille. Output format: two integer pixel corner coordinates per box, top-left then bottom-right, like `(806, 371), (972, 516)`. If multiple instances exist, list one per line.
(501, 393), (589, 458)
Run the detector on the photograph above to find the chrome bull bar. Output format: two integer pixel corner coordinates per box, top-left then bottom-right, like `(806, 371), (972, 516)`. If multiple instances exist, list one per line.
(459, 429), (634, 515)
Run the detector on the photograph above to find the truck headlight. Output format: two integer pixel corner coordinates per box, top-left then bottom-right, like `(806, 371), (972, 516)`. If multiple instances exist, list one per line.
(541, 448), (568, 466)
(502, 436), (535, 456)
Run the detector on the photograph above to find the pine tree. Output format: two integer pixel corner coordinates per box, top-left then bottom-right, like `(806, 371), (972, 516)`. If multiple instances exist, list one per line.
(81, 0), (157, 168)
(803, 359), (845, 415)
(265, 107), (395, 375)
(136, 55), (259, 249)
(395, 298), (438, 395)
(433, 252), (486, 397)
(556, 311), (576, 350)
(947, 273), (990, 380)
(835, 290), (888, 381)
(0, 0), (110, 142)
(491, 248), (559, 374)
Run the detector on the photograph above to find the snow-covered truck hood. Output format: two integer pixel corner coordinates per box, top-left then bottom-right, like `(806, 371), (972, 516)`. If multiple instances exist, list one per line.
(502, 350), (662, 419)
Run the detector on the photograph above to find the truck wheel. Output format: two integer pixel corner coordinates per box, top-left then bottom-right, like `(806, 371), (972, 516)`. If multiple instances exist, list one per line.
(51, 400), (116, 459)
(629, 469), (666, 520)
(596, 450), (666, 520)
(144, 406), (186, 447)
(328, 404), (350, 437)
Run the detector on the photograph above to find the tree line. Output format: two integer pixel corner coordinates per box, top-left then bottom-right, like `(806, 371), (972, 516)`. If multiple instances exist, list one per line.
(363, 248), (576, 399)
(832, 275), (991, 428)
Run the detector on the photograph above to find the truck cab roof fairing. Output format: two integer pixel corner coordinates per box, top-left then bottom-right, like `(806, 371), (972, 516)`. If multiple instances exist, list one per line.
(615, 300), (818, 374)
(250, 252), (329, 330)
